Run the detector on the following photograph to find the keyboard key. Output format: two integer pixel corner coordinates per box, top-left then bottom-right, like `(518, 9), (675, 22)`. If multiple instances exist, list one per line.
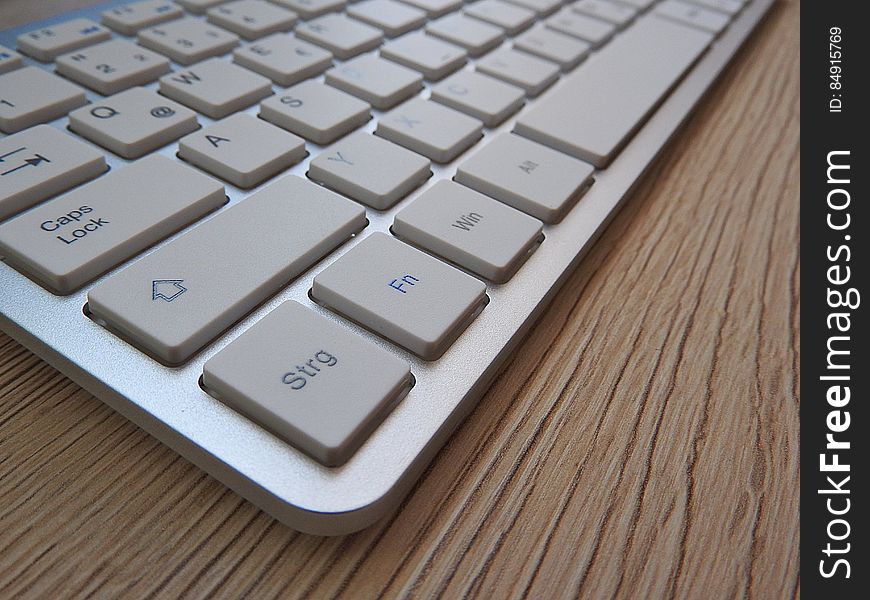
(430, 70), (524, 127)
(308, 131), (430, 209)
(0, 45), (23, 75)
(56, 39), (170, 95)
(393, 180), (542, 281)
(271, 0), (346, 20)
(178, 113), (305, 188)
(463, 0), (535, 35)
(380, 31), (467, 81)
(203, 300), (411, 466)
(0, 125), (107, 221)
(88, 175), (365, 364)
(102, 1), (184, 35)
(175, 0), (228, 12)
(296, 14), (383, 60)
(571, 0), (638, 27)
(138, 18), (241, 65)
(655, 0), (731, 34)
(312, 232), (487, 359)
(233, 34), (332, 86)
(347, 0), (427, 38)
(325, 55), (422, 110)
(546, 9), (615, 46)
(16, 18), (111, 62)
(685, 0), (745, 16)
(207, 0), (299, 40)
(515, 15), (712, 166)
(455, 132), (594, 222)
(377, 97), (482, 163)
(395, 0), (460, 18)
(476, 47), (559, 96)
(426, 13), (504, 57)
(260, 81), (369, 144)
(69, 87), (199, 159)
(0, 155), (225, 294)
(0, 67), (87, 134)
(159, 58), (273, 119)
(513, 24), (590, 70)
(502, 0), (560, 16)
(618, 0), (657, 8)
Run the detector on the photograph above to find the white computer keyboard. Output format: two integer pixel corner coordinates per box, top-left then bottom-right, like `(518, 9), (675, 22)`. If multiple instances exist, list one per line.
(0, 0), (773, 534)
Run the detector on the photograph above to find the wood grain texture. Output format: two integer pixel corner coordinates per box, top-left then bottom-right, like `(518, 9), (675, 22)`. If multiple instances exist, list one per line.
(0, 1), (800, 598)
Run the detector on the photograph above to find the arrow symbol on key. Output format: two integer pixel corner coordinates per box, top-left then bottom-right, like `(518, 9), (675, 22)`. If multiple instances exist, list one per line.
(0, 147), (25, 162)
(0, 154), (51, 176)
(152, 279), (187, 302)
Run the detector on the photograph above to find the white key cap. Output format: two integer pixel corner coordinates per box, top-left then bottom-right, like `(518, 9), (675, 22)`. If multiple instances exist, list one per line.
(0, 155), (225, 294)
(513, 24), (590, 70)
(380, 31), (467, 80)
(0, 68), (87, 134)
(325, 55), (422, 110)
(138, 18), (241, 65)
(295, 14), (383, 60)
(477, 47), (559, 97)
(571, 0), (637, 27)
(207, 0), (298, 40)
(159, 58), (273, 119)
(233, 34), (332, 86)
(347, 0), (427, 38)
(0, 46), (23, 75)
(426, 13), (504, 57)
(260, 81), (370, 144)
(377, 97), (482, 163)
(56, 39), (170, 95)
(312, 232), (487, 359)
(308, 131), (430, 209)
(515, 15), (713, 166)
(395, 0), (460, 18)
(102, 1), (184, 35)
(618, 0), (657, 9)
(16, 18), (111, 62)
(69, 87), (199, 159)
(685, 0), (745, 16)
(393, 180), (542, 281)
(463, 0), (535, 35)
(88, 175), (365, 364)
(0, 126), (106, 221)
(175, 0), (228, 12)
(655, 0), (731, 33)
(271, 0), (346, 20)
(430, 70), (524, 127)
(502, 0), (560, 16)
(546, 9), (615, 46)
(203, 301), (411, 466)
(179, 113), (305, 187)
(455, 133), (594, 222)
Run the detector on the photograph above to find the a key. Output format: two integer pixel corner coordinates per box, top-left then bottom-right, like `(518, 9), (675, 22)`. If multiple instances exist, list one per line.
(430, 70), (524, 127)
(0, 46), (23, 75)
(138, 18), (241, 65)
(203, 300), (411, 466)
(617, 0), (657, 9)
(271, 0), (346, 20)
(295, 14), (383, 60)
(16, 18), (111, 62)
(69, 87), (199, 159)
(515, 15), (712, 166)
(347, 0), (427, 38)
(312, 232), (487, 359)
(513, 24), (590, 70)
(426, 13), (504, 57)
(463, 0), (536, 35)
(102, 1), (184, 35)
(501, 0), (561, 17)
(0, 126), (106, 221)
(206, 0), (299, 40)
(0, 155), (225, 294)
(260, 81), (370, 145)
(394, 0), (461, 18)
(477, 48), (559, 97)
(175, 0), (228, 12)
(571, 0), (638, 28)
(380, 31), (467, 81)
(56, 39), (170, 95)
(393, 180), (542, 282)
(685, 0), (745, 16)
(546, 9), (616, 46)
(325, 55), (422, 110)
(233, 34), (332, 86)
(655, 0), (731, 34)
(308, 131), (430, 209)
(178, 113), (306, 188)
(455, 132), (594, 222)
(0, 67), (87, 134)
(159, 58), (273, 119)
(376, 97), (483, 163)
(87, 175), (365, 364)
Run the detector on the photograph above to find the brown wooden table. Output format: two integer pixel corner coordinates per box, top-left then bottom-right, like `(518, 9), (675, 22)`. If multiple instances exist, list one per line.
(0, 1), (800, 597)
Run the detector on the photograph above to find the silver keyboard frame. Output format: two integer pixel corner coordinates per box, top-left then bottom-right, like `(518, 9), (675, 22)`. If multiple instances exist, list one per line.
(0, 0), (776, 535)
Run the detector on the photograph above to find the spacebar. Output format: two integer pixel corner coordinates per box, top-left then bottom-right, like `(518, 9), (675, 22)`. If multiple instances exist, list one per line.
(514, 14), (714, 168)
